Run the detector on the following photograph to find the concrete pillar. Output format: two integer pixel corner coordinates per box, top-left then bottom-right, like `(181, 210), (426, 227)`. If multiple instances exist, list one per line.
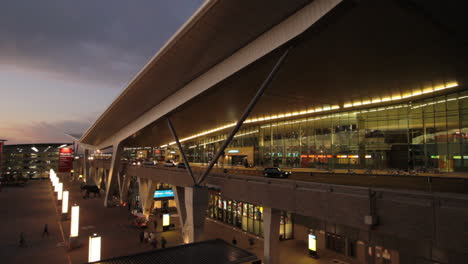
(263, 207), (281, 264)
(116, 163), (126, 201)
(137, 178), (158, 217)
(83, 149), (89, 182)
(95, 168), (103, 187)
(173, 186), (208, 243)
(184, 186), (208, 243)
(120, 174), (132, 204)
(172, 186), (188, 240)
(104, 143), (123, 207)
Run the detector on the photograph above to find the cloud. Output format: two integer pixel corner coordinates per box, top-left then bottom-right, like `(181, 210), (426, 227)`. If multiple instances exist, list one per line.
(0, 0), (204, 87)
(0, 0), (204, 144)
(0, 119), (94, 145)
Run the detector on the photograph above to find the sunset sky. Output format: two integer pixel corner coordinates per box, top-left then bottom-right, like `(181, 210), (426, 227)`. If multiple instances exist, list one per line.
(0, 0), (202, 144)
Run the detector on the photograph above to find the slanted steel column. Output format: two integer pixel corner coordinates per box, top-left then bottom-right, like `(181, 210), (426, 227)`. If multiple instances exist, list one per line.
(197, 46), (293, 185)
(104, 142), (123, 207)
(167, 118), (197, 185)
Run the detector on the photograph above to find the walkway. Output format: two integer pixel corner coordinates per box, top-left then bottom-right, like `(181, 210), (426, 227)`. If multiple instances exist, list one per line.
(0, 180), (69, 264)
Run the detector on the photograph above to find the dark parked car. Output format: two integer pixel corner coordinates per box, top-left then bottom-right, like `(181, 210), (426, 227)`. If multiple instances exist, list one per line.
(263, 168), (291, 178)
(177, 162), (186, 169)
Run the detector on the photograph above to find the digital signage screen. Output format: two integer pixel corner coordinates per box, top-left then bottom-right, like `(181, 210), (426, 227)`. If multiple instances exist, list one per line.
(154, 189), (174, 199)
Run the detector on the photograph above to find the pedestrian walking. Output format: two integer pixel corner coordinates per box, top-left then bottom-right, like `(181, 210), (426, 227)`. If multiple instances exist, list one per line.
(42, 224), (49, 237)
(139, 230), (144, 243)
(248, 237), (255, 247)
(232, 237), (237, 245)
(151, 234), (158, 249)
(19, 232), (25, 247)
(161, 236), (167, 249)
(153, 220), (158, 230)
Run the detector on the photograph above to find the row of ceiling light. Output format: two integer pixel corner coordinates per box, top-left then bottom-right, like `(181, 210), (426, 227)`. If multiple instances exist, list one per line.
(160, 82), (458, 148)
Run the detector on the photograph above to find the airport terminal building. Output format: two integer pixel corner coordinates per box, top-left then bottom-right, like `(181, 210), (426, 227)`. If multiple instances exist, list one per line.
(75, 1), (468, 263)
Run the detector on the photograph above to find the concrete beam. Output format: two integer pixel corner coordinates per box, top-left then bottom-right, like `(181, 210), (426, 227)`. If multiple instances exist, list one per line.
(90, 0), (343, 149)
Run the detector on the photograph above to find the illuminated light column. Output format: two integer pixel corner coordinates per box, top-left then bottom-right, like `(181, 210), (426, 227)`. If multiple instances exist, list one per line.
(69, 205), (79, 249)
(308, 233), (318, 258)
(61, 191), (69, 220)
(162, 214), (170, 232)
(57, 183), (63, 201)
(88, 234), (101, 262)
(54, 179), (60, 192)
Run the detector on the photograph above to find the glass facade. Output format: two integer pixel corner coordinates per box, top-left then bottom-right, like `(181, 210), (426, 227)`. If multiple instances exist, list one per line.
(180, 91), (468, 172)
(207, 192), (293, 239)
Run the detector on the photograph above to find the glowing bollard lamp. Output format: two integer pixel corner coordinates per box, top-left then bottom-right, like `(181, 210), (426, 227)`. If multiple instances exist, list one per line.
(69, 205), (80, 249)
(57, 183), (63, 204)
(162, 213), (170, 232)
(61, 191), (69, 220)
(88, 234), (101, 262)
(308, 233), (319, 258)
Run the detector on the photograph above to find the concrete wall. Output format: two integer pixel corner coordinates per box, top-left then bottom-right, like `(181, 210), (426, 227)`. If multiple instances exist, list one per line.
(86, 161), (468, 262)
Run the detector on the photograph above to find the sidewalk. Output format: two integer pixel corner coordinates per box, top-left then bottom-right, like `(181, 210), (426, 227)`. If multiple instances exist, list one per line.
(58, 176), (183, 263)
(203, 218), (358, 264)
(0, 180), (69, 264)
(18, 174), (357, 264)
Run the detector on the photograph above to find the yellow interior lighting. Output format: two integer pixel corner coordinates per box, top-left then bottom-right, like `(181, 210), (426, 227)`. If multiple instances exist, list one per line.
(160, 105), (340, 148)
(344, 82), (458, 108)
(161, 82), (458, 148)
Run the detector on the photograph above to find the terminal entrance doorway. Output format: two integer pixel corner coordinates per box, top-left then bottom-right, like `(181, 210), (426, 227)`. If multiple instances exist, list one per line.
(230, 155), (247, 166)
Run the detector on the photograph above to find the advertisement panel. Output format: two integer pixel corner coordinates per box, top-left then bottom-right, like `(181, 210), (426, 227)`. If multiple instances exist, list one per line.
(153, 189), (174, 199)
(58, 147), (73, 172)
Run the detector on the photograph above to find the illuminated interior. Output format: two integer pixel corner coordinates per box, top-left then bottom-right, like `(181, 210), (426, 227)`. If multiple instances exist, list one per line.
(160, 83), (458, 148)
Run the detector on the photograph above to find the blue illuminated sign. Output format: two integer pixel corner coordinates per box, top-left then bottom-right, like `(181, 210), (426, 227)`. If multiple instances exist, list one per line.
(154, 189), (174, 199)
(227, 149), (240, 153)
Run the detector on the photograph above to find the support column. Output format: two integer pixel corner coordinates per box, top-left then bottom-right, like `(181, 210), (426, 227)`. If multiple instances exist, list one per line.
(104, 143), (123, 207)
(172, 186), (188, 242)
(120, 174), (132, 204)
(83, 149), (89, 182)
(184, 186), (208, 243)
(117, 163), (126, 201)
(137, 178), (158, 217)
(263, 207), (281, 264)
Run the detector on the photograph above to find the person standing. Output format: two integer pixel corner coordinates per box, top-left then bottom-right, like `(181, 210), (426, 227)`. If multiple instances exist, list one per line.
(42, 224), (49, 238)
(161, 236), (167, 249)
(232, 237), (237, 245)
(151, 234), (158, 249)
(139, 230), (144, 243)
(153, 219), (158, 231)
(19, 232), (25, 247)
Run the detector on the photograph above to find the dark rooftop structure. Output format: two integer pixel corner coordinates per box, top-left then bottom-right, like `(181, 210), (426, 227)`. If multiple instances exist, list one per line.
(89, 239), (258, 264)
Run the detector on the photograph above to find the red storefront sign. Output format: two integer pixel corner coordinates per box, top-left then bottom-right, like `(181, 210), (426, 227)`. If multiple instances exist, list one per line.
(58, 147), (73, 172)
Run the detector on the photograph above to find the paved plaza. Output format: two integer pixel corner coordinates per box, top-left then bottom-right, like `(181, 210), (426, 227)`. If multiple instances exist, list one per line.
(1, 178), (354, 264)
